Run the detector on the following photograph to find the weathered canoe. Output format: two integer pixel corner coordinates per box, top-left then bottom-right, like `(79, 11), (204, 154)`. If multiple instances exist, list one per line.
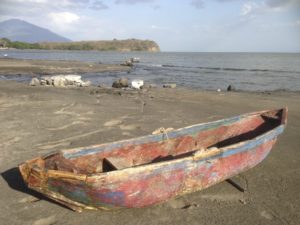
(19, 108), (287, 212)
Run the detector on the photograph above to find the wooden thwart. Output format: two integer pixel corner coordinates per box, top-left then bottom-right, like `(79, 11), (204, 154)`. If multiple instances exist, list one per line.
(103, 156), (133, 170)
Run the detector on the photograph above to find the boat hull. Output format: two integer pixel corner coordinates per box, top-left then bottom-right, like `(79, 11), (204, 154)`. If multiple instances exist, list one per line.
(19, 109), (287, 212)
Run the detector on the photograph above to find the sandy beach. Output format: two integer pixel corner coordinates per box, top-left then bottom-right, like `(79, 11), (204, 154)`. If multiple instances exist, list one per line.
(0, 79), (299, 225)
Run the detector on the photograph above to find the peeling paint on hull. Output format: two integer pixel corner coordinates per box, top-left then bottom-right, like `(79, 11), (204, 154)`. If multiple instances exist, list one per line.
(19, 108), (287, 211)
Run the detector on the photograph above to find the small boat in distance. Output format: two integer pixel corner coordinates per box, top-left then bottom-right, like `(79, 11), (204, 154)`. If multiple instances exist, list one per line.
(19, 108), (287, 212)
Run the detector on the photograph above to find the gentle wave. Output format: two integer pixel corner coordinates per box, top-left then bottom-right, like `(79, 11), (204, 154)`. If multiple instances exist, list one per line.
(161, 64), (300, 74)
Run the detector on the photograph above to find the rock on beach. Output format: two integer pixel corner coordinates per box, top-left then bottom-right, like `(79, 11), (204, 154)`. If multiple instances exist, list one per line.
(29, 77), (40, 86)
(112, 78), (129, 88)
(36, 75), (91, 88)
(163, 83), (177, 88)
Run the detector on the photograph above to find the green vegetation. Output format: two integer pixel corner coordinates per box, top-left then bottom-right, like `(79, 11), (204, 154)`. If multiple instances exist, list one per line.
(0, 38), (41, 49)
(0, 38), (160, 52)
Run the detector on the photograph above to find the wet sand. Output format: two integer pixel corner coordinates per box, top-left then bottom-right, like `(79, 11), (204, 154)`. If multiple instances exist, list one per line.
(0, 58), (129, 76)
(0, 81), (299, 225)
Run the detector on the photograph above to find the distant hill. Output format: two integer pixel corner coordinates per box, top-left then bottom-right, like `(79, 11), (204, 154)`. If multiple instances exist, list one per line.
(0, 19), (160, 52)
(0, 19), (71, 43)
(0, 38), (160, 52)
(39, 39), (160, 52)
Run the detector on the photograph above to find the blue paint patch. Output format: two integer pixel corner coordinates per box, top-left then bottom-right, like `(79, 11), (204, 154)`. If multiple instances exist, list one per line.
(210, 172), (218, 178)
(48, 179), (91, 205)
(65, 189), (89, 204)
(94, 191), (125, 206)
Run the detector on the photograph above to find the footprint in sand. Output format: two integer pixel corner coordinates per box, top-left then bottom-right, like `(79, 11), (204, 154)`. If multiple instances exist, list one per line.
(19, 195), (40, 203)
(33, 215), (57, 225)
(122, 131), (132, 136)
(200, 194), (241, 202)
(120, 124), (140, 131)
(260, 210), (274, 220)
(46, 121), (86, 131)
(167, 199), (188, 209)
(104, 119), (122, 127)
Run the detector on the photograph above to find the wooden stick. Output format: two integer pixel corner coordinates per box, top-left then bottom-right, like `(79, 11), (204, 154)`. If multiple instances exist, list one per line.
(226, 178), (246, 192)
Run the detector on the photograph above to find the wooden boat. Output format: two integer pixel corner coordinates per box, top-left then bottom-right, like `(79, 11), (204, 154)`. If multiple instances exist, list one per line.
(19, 108), (287, 212)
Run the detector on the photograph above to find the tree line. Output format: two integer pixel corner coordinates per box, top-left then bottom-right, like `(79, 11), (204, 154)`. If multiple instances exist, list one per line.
(0, 38), (160, 52)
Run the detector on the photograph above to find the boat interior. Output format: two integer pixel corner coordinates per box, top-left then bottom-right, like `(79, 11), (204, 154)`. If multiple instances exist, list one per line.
(43, 109), (284, 174)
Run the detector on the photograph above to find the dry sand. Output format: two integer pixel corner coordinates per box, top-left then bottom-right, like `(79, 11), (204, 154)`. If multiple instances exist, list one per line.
(0, 81), (299, 225)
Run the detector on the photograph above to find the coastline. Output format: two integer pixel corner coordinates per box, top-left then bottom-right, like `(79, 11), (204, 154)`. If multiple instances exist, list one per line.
(0, 58), (129, 76)
(0, 80), (299, 224)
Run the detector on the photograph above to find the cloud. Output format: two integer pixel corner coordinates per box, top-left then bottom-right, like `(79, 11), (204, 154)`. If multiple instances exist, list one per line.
(190, 0), (205, 9)
(89, 1), (109, 10)
(114, 0), (155, 5)
(47, 12), (80, 31)
(0, 0), (107, 17)
(265, 0), (299, 9)
(48, 12), (80, 24)
(240, 2), (259, 16)
(150, 25), (170, 31)
(239, 0), (300, 18)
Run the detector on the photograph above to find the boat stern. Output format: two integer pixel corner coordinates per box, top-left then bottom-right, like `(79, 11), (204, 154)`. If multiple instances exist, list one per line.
(19, 157), (47, 189)
(19, 156), (97, 212)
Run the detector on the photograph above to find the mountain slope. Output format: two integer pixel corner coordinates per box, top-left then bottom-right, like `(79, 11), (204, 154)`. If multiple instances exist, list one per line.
(0, 19), (71, 43)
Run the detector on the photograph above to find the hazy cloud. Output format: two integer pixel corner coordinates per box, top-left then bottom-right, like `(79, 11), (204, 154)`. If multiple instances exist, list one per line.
(47, 11), (81, 32)
(190, 0), (205, 9)
(240, 2), (259, 16)
(114, 0), (155, 5)
(239, 0), (300, 19)
(215, 0), (238, 2)
(89, 1), (109, 10)
(0, 0), (104, 16)
(48, 12), (80, 24)
(265, 0), (299, 8)
(257, 0), (300, 12)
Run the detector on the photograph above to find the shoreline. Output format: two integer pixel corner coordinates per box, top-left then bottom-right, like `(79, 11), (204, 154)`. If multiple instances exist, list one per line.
(0, 58), (130, 76)
(1, 75), (300, 94)
(1, 54), (299, 92)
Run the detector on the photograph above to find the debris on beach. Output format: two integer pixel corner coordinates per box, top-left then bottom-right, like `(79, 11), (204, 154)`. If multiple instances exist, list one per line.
(29, 77), (40, 86)
(120, 57), (140, 66)
(112, 77), (129, 88)
(144, 84), (157, 89)
(130, 57), (140, 63)
(227, 84), (236, 91)
(30, 75), (91, 87)
(120, 60), (133, 67)
(131, 79), (144, 89)
(163, 83), (177, 88)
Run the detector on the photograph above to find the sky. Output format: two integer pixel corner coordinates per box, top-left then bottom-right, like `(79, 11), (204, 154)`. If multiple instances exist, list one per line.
(0, 0), (299, 52)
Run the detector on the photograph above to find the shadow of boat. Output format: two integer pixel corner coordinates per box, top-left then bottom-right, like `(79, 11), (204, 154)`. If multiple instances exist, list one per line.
(1, 167), (70, 210)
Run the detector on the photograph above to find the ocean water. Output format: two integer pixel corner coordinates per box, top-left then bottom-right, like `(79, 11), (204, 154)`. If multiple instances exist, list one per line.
(1, 49), (299, 91)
